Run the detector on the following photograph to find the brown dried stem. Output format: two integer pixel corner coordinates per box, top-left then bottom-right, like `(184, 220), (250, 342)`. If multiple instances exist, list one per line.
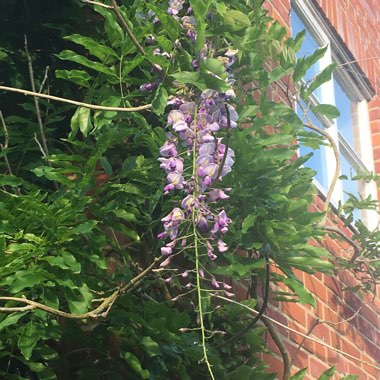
(0, 85), (152, 112)
(0, 256), (162, 319)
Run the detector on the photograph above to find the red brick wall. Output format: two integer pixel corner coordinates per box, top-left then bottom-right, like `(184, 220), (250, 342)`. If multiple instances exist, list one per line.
(260, 1), (380, 379)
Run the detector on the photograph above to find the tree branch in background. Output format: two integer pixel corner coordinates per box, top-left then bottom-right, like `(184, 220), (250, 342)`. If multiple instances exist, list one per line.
(262, 317), (292, 380)
(25, 35), (50, 160)
(110, 0), (146, 56)
(81, 0), (114, 9)
(0, 110), (21, 195)
(0, 256), (162, 319)
(0, 86), (152, 112)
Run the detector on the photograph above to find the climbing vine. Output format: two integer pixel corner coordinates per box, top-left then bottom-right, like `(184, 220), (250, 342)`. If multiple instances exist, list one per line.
(0, 1), (378, 379)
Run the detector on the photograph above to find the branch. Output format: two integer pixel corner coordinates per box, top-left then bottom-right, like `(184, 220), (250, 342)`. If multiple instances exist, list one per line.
(215, 295), (380, 370)
(0, 256), (162, 319)
(25, 36), (50, 160)
(110, 0), (146, 56)
(303, 121), (340, 224)
(289, 318), (319, 375)
(261, 316), (292, 380)
(0, 111), (12, 176)
(321, 225), (361, 263)
(0, 86), (152, 113)
(81, 0), (114, 8)
(0, 111), (21, 195)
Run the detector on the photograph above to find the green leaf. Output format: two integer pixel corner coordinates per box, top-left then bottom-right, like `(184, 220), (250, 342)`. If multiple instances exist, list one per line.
(147, 5), (180, 41)
(152, 84), (168, 115)
(318, 366), (336, 380)
(41, 251), (81, 274)
(242, 214), (256, 233)
(289, 368), (307, 380)
(0, 313), (27, 333)
(285, 256), (334, 270)
(78, 107), (92, 136)
(56, 50), (116, 76)
(312, 104), (340, 119)
(70, 221), (97, 235)
(56, 69), (92, 87)
(190, 0), (212, 51)
(293, 45), (328, 82)
(121, 53), (145, 78)
(19, 321), (40, 360)
(64, 34), (118, 63)
(171, 71), (206, 90)
(142, 336), (160, 357)
(202, 58), (227, 76)
(283, 278), (315, 307)
(124, 352), (150, 379)
(306, 63), (337, 96)
(8, 272), (48, 293)
(93, 5), (124, 46)
(239, 105), (259, 120)
(32, 167), (73, 185)
(340, 376), (359, 380)
(99, 156), (112, 175)
(224, 10), (251, 27)
(0, 174), (22, 187)
(70, 106), (93, 138)
(112, 209), (138, 223)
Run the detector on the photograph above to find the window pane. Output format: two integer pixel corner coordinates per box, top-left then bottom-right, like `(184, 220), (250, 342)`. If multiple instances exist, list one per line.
(334, 78), (359, 152)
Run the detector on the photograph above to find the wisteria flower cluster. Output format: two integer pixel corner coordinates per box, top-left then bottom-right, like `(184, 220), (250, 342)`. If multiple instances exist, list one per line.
(158, 89), (238, 270)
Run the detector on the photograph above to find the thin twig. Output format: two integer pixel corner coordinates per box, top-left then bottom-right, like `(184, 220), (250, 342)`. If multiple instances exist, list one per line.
(120, 256), (163, 293)
(289, 318), (319, 375)
(0, 111), (12, 175)
(214, 295), (380, 370)
(81, 0), (114, 8)
(25, 36), (59, 190)
(38, 66), (50, 93)
(25, 36), (50, 159)
(0, 85), (152, 112)
(0, 111), (21, 195)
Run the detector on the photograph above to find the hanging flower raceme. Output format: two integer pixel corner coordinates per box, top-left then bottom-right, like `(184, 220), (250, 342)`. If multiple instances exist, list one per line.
(158, 89), (237, 263)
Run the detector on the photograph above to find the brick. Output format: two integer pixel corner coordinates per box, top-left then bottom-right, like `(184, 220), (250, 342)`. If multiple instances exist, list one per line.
(358, 316), (377, 342)
(361, 303), (380, 328)
(308, 356), (330, 379)
(311, 323), (332, 345)
(361, 354), (380, 379)
(340, 338), (361, 360)
(292, 347), (309, 370)
(261, 352), (283, 378)
(304, 274), (328, 304)
(283, 302), (308, 326)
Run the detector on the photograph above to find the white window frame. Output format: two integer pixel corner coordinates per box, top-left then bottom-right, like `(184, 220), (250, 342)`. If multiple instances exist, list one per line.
(291, 0), (378, 229)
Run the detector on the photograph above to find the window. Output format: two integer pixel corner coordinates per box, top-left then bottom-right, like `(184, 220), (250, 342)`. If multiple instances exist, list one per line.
(290, 0), (377, 227)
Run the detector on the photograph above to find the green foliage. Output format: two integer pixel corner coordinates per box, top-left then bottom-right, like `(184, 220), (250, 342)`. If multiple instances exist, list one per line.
(0, 1), (376, 379)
